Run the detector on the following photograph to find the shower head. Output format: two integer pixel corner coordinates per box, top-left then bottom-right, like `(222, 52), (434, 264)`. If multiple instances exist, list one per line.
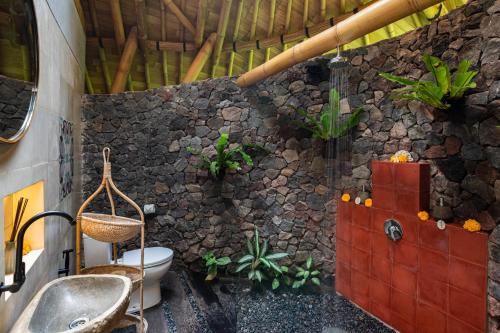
(328, 55), (350, 69)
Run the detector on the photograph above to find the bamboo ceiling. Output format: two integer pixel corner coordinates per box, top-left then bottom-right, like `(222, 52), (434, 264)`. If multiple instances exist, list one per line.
(79, 0), (467, 94)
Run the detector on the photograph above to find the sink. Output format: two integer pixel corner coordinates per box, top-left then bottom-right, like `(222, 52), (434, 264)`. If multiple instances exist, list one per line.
(10, 274), (132, 333)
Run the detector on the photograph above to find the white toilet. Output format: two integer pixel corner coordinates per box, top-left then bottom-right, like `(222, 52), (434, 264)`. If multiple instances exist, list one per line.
(119, 247), (173, 312)
(83, 237), (173, 312)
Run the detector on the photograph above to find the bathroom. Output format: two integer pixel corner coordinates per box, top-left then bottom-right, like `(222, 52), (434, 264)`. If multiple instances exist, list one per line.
(0, 0), (499, 332)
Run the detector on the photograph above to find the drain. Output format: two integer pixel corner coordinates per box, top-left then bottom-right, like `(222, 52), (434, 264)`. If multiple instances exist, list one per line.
(69, 317), (90, 329)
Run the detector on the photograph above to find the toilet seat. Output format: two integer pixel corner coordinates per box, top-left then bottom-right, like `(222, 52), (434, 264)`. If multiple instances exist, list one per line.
(123, 247), (173, 269)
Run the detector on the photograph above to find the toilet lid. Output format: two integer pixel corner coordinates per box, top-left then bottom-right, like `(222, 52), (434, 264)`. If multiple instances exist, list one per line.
(122, 247), (173, 268)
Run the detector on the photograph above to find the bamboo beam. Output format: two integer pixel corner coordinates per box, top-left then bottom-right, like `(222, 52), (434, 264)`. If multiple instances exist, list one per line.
(88, 0), (112, 92)
(228, 0), (244, 76)
(194, 0), (207, 47)
(178, 0), (186, 84)
(283, 0), (293, 51)
(110, 0), (125, 48)
(85, 68), (94, 94)
(247, 0), (261, 71)
(303, 0), (309, 27)
(87, 37), (197, 52)
(135, 0), (148, 50)
(212, 0), (233, 77)
(74, 0), (86, 29)
(162, 0), (196, 35)
(111, 27), (138, 93)
(265, 0), (276, 61)
(236, 0), (443, 87)
(182, 33), (217, 83)
(161, 0), (169, 85)
(320, 0), (327, 19)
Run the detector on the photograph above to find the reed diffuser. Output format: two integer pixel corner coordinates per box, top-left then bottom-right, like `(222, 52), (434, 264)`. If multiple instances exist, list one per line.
(5, 197), (28, 274)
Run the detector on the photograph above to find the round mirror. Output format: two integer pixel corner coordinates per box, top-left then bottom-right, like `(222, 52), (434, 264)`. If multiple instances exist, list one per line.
(0, 0), (38, 144)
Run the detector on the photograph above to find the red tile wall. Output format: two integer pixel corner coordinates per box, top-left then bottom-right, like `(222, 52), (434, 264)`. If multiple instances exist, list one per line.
(336, 161), (488, 333)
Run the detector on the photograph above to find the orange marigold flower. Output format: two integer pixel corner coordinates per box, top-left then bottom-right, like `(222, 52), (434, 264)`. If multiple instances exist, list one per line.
(364, 198), (373, 208)
(417, 211), (429, 221)
(463, 219), (481, 232)
(341, 193), (351, 202)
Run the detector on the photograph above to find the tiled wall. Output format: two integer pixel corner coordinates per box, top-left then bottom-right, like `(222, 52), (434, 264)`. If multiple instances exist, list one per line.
(336, 161), (488, 333)
(0, 0), (84, 331)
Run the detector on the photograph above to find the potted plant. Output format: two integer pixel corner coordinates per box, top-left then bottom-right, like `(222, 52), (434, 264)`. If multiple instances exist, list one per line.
(289, 88), (363, 158)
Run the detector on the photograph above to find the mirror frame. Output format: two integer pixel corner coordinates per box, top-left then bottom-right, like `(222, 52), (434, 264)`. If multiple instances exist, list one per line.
(0, 0), (39, 144)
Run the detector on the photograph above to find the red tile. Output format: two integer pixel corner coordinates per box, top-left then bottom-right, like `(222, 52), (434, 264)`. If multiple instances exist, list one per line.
(352, 225), (371, 253)
(390, 312), (416, 333)
(336, 263), (351, 297)
(351, 247), (370, 274)
(393, 241), (419, 270)
(391, 288), (416, 324)
(419, 247), (448, 283)
(336, 218), (351, 244)
(337, 201), (353, 224)
(416, 301), (446, 333)
(370, 301), (391, 324)
(392, 265), (417, 296)
(371, 208), (393, 234)
(394, 162), (430, 192)
(371, 232), (392, 259)
(372, 186), (396, 211)
(394, 213), (419, 243)
(370, 278), (391, 307)
(448, 287), (486, 331)
(351, 269), (370, 297)
(419, 221), (449, 254)
(447, 316), (483, 333)
(372, 254), (391, 282)
(336, 263), (351, 296)
(418, 277), (447, 310)
(352, 205), (371, 229)
(372, 161), (395, 186)
(396, 189), (428, 215)
(449, 257), (487, 297)
(336, 239), (351, 266)
(449, 225), (488, 267)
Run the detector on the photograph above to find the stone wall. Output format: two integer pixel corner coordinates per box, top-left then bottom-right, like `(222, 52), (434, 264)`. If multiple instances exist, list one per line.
(82, 0), (499, 329)
(0, 75), (34, 138)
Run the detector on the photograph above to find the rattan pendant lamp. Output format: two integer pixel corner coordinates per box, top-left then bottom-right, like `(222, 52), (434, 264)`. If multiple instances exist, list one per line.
(76, 147), (146, 332)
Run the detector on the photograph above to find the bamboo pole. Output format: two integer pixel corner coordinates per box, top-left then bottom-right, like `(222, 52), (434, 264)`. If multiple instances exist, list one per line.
(247, 0), (261, 71)
(89, 0), (112, 92)
(87, 36), (196, 52)
(320, 0), (327, 19)
(111, 27), (138, 93)
(212, 0), (233, 77)
(74, 0), (86, 29)
(265, 0), (276, 61)
(162, 0), (196, 35)
(182, 33), (217, 83)
(283, 0), (293, 51)
(228, 0), (244, 76)
(110, 0), (134, 91)
(236, 0), (443, 87)
(303, 0), (309, 27)
(161, 0), (169, 85)
(135, 0), (148, 50)
(194, 0), (207, 47)
(85, 68), (94, 94)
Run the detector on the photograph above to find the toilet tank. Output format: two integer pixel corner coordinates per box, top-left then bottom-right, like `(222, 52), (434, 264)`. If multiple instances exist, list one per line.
(82, 234), (112, 267)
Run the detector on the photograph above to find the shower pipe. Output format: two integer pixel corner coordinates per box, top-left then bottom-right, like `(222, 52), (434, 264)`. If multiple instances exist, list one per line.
(236, 0), (442, 87)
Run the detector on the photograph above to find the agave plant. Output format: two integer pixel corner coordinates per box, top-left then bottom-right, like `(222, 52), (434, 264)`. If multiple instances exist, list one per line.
(235, 227), (289, 285)
(379, 54), (477, 110)
(187, 133), (253, 179)
(290, 88), (363, 141)
(292, 256), (321, 289)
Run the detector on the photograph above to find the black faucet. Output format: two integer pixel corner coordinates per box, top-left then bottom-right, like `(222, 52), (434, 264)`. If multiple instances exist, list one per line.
(0, 211), (75, 296)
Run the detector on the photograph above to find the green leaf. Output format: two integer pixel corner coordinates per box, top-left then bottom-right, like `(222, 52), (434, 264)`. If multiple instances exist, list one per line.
(235, 262), (251, 273)
(311, 270), (320, 276)
(306, 256), (313, 270)
(272, 278), (280, 290)
(265, 252), (289, 260)
(247, 238), (254, 256)
(304, 271), (310, 279)
(379, 72), (417, 86)
(296, 271), (305, 278)
(311, 277), (321, 286)
(255, 270), (262, 282)
(209, 161), (220, 177)
(254, 228), (260, 257)
(216, 257), (231, 266)
(261, 239), (268, 258)
(268, 260), (283, 274)
(296, 267), (305, 273)
(280, 266), (289, 273)
(238, 255), (254, 263)
(206, 271), (217, 281)
(186, 146), (201, 154)
(292, 280), (302, 289)
(216, 133), (229, 155)
(260, 257), (271, 268)
(248, 270), (255, 280)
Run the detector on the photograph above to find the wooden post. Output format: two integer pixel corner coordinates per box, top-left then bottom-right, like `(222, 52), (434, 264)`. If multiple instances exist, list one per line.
(247, 0), (261, 71)
(161, 0), (169, 85)
(182, 33), (217, 83)
(265, 0), (276, 61)
(162, 0), (196, 35)
(236, 0), (443, 87)
(111, 27), (138, 93)
(194, 0), (207, 47)
(228, 0), (244, 76)
(212, 0), (233, 77)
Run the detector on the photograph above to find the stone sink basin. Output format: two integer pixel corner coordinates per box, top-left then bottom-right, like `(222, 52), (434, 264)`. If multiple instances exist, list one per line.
(10, 274), (132, 333)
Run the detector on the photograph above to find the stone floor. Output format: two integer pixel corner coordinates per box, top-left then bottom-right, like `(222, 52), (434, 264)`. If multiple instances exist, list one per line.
(116, 271), (394, 333)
